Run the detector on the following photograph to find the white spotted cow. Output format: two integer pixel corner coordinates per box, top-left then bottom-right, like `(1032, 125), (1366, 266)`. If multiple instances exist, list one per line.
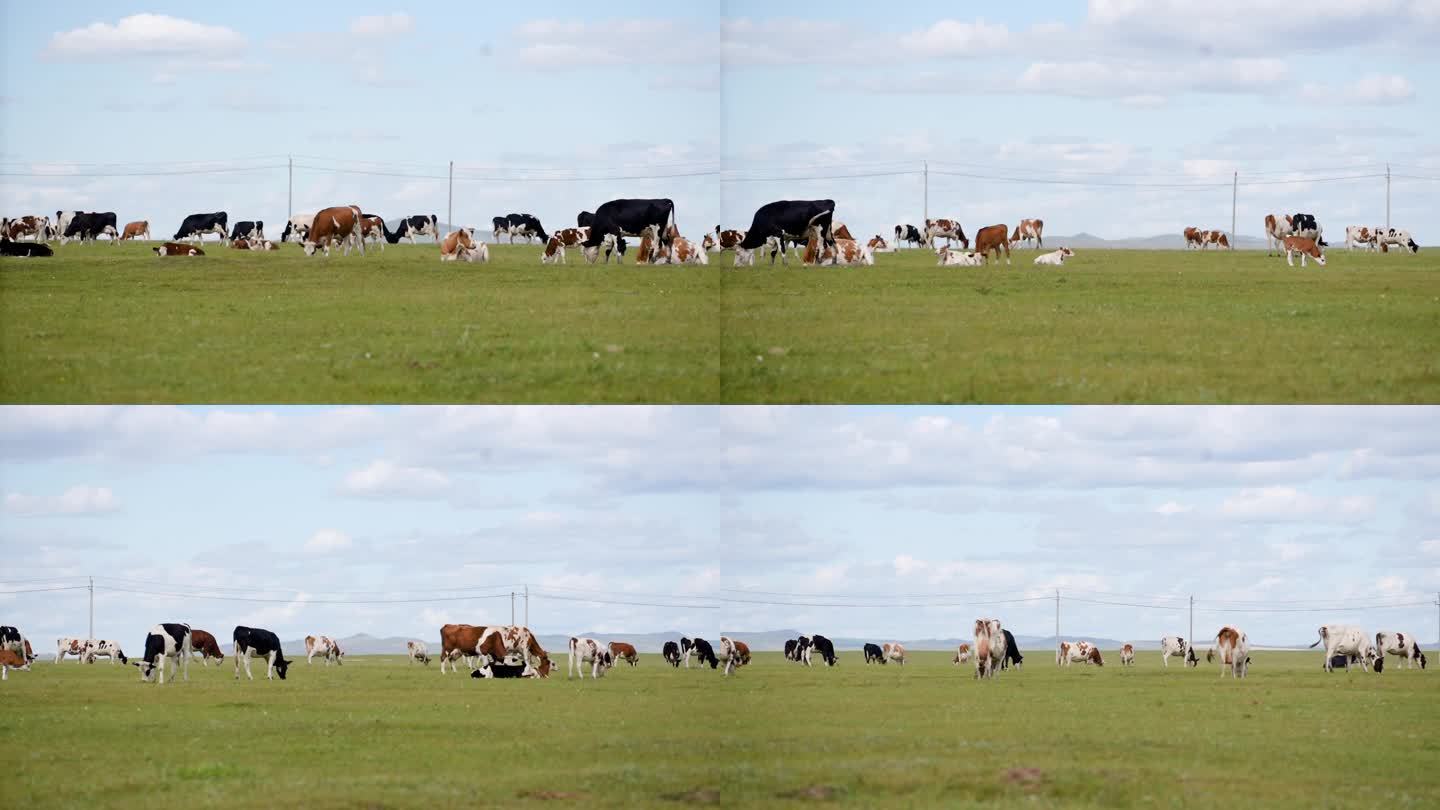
(974, 619), (1006, 679)
(1160, 636), (1198, 668)
(1345, 226), (1378, 251)
(1377, 228), (1420, 254)
(924, 218), (968, 249)
(56, 637), (89, 664)
(83, 639), (128, 664)
(1309, 624), (1381, 673)
(1375, 631), (1427, 670)
(568, 636), (612, 679)
(1010, 218), (1044, 249)
(1119, 644), (1135, 667)
(407, 640), (431, 665)
(1033, 247), (1074, 266)
(135, 623), (192, 684)
(882, 642), (906, 666)
(952, 643), (971, 665)
(305, 635), (344, 666)
(938, 247), (983, 266)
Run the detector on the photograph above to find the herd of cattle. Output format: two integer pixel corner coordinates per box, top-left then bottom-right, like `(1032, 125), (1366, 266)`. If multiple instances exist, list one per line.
(1, 621), (1427, 683)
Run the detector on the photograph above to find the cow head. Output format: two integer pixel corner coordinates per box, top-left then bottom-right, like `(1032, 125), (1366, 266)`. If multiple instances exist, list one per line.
(302, 239), (319, 256)
(274, 658), (290, 679)
(1416, 646), (1428, 669)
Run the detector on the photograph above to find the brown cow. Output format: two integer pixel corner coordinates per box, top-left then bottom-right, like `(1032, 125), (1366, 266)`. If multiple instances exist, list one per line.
(303, 205), (364, 257)
(953, 642), (972, 665)
(1086, 646), (1105, 666)
(733, 640), (751, 666)
(1281, 235), (1326, 267)
(712, 226), (745, 251)
(1120, 643), (1135, 666)
(440, 228), (482, 262)
(1183, 226), (1203, 249)
(439, 624), (486, 673)
(189, 629), (225, 665)
(154, 241), (204, 257)
(1, 648), (31, 680)
(360, 215), (387, 252)
(867, 235), (889, 251)
(973, 224), (1011, 265)
(607, 641), (639, 666)
(121, 220), (150, 241)
(6, 215), (49, 241)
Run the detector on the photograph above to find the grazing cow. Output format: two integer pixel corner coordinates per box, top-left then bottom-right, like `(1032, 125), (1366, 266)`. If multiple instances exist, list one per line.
(1086, 647), (1105, 666)
(174, 212), (228, 242)
(974, 619), (1006, 679)
(135, 623), (192, 684)
(1375, 632), (1427, 670)
(568, 637), (612, 679)
(303, 205), (365, 257)
(388, 214), (440, 244)
(1309, 625), (1381, 673)
(1120, 644), (1135, 667)
(281, 212), (314, 243)
(51, 211), (81, 242)
(1264, 213), (1295, 255)
(863, 642), (885, 664)
(189, 629), (224, 666)
(1000, 630), (1023, 670)
(358, 215), (389, 250)
(882, 642), (907, 666)
(894, 223), (925, 247)
(924, 218), (968, 249)
(83, 639), (127, 665)
(439, 624), (548, 673)
(1290, 212), (1324, 246)
(233, 626), (289, 681)
(407, 641), (431, 665)
(0, 627), (33, 667)
(1183, 226), (1204, 249)
(62, 212), (119, 244)
(5, 215), (49, 241)
(712, 226), (745, 252)
(784, 638), (802, 661)
(501, 213), (547, 244)
(1011, 218), (1044, 249)
(229, 220), (264, 241)
(56, 637), (88, 663)
(953, 643), (972, 665)
(1160, 636), (1197, 668)
(669, 236), (709, 265)
(0, 648), (31, 680)
(1282, 236), (1326, 267)
(804, 634), (838, 667)
(662, 640), (682, 667)
(581, 199), (677, 264)
(717, 636), (746, 676)
(154, 241), (204, 257)
(973, 225), (1012, 265)
(1201, 230), (1230, 249)
(439, 624), (485, 674)
(305, 635), (344, 666)
(1345, 226), (1378, 251)
(0, 239), (54, 257)
(1058, 641), (1092, 667)
(1033, 247), (1074, 266)
(120, 220), (149, 241)
(1210, 626), (1249, 679)
(937, 247), (982, 266)
(440, 228), (478, 261)
(732, 200), (835, 266)
(608, 641), (639, 667)
(733, 640), (751, 666)
(1377, 227), (1420, 254)
(686, 637), (719, 669)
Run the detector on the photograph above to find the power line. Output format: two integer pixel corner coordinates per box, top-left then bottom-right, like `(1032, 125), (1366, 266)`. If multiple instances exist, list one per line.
(0, 585), (91, 594)
(0, 165), (285, 178)
(527, 590), (721, 610)
(97, 585), (513, 605)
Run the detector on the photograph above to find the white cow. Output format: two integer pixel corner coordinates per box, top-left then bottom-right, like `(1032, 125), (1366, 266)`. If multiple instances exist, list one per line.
(974, 618), (1006, 679)
(1309, 625), (1380, 673)
(1375, 631), (1427, 670)
(1345, 226), (1378, 251)
(406, 640), (431, 665)
(83, 639), (127, 664)
(567, 636), (612, 679)
(1376, 228), (1420, 254)
(305, 635), (344, 666)
(1264, 213), (1295, 256)
(1210, 627), (1249, 679)
(882, 642), (906, 666)
(1160, 636), (1198, 668)
(55, 637), (88, 664)
(938, 247), (983, 266)
(1033, 247), (1074, 266)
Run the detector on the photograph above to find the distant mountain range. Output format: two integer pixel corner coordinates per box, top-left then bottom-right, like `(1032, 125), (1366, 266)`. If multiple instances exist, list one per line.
(1044, 232), (1269, 250)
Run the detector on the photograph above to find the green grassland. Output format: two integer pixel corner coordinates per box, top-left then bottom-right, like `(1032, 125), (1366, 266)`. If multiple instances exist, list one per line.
(3, 650), (1436, 808)
(1, 242), (1437, 402)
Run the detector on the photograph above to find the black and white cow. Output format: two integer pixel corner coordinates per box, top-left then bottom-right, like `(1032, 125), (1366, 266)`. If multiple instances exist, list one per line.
(1289, 213), (1325, 247)
(894, 223), (924, 248)
(805, 634), (837, 667)
(0, 239), (54, 257)
(662, 640), (682, 667)
(580, 199), (676, 264)
(470, 660), (546, 679)
(233, 625), (290, 680)
(62, 212), (119, 244)
(733, 200), (836, 266)
(577, 211), (596, 229)
(388, 214), (439, 244)
(1377, 227), (1420, 254)
(686, 637), (719, 669)
(502, 213), (547, 244)
(0, 626), (31, 660)
(863, 642), (885, 664)
(135, 623), (192, 684)
(84, 639), (128, 665)
(229, 220), (264, 241)
(51, 211), (80, 241)
(174, 212), (228, 242)
(783, 638), (799, 661)
(281, 212), (314, 243)
(1001, 629), (1023, 670)
(491, 216), (509, 242)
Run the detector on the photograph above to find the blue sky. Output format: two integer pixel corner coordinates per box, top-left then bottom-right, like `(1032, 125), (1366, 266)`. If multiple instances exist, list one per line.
(3, 406), (1436, 648)
(3, 2), (1435, 243)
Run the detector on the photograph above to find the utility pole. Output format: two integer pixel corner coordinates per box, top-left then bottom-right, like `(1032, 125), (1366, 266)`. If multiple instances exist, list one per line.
(1231, 171), (1238, 250)
(510, 590), (515, 626)
(1189, 595), (1194, 648)
(88, 576), (94, 641)
(923, 160), (929, 226)
(447, 161), (454, 233)
(1386, 164), (1391, 230)
(287, 155), (293, 224)
(1055, 589), (1060, 656)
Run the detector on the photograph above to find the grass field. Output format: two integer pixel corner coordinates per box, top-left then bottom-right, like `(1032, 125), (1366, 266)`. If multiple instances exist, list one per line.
(3, 650), (1437, 808)
(2, 242), (1437, 403)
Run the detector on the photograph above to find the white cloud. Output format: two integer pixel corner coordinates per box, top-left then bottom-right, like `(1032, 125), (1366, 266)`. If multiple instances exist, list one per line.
(340, 460), (451, 498)
(516, 19), (718, 69)
(1301, 74), (1415, 106)
(1220, 487), (1375, 523)
(304, 529), (352, 553)
(898, 19), (1011, 57)
(46, 15), (246, 60)
(3, 486), (120, 517)
(351, 13), (413, 37)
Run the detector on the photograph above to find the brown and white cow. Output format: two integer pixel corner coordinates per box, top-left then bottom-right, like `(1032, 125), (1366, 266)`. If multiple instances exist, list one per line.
(56, 637), (88, 663)
(1, 648), (31, 680)
(1011, 218), (1044, 249)
(1201, 230), (1230, 249)
(953, 642), (971, 665)
(1209, 626), (1249, 679)
(1345, 226), (1377, 251)
(568, 636), (613, 679)
(360, 215), (387, 252)
(831, 223), (855, 242)
(407, 640), (431, 665)
(440, 228), (478, 261)
(1183, 226), (1203, 249)
(712, 226), (745, 252)
(1281, 235), (1325, 267)
(121, 220), (150, 241)
(973, 224), (1011, 265)
(925, 218), (968, 249)
(607, 641), (639, 667)
(974, 618), (1005, 679)
(303, 205), (365, 257)
(1264, 213), (1295, 256)
(305, 635), (344, 666)
(1120, 643), (1135, 666)
(4, 215), (49, 242)
(542, 226), (590, 265)
(189, 629), (224, 666)
(1086, 646), (1105, 666)
(669, 236), (709, 265)
(439, 624), (486, 673)
(882, 642), (906, 666)
(867, 235), (889, 252)
(153, 242), (203, 257)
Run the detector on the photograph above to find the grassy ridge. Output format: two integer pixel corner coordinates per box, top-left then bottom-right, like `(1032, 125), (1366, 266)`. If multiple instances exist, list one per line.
(3, 651), (1437, 808)
(2, 243), (1437, 402)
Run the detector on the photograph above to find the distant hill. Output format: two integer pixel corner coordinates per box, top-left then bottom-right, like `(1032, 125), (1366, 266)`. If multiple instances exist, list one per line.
(1033, 232), (1269, 250)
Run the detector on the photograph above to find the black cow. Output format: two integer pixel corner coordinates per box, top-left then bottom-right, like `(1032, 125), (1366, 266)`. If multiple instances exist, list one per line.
(229, 220), (264, 240)
(1324, 653), (1383, 673)
(1290, 212), (1326, 246)
(0, 239), (54, 257)
(233, 625), (290, 680)
(688, 637), (719, 669)
(503, 213), (547, 244)
(174, 212), (227, 242)
(662, 640), (682, 667)
(580, 198), (676, 264)
(387, 214), (439, 244)
(135, 623), (191, 684)
(808, 634), (837, 667)
(471, 661), (541, 678)
(733, 200), (836, 266)
(894, 223), (924, 247)
(63, 211), (119, 244)
(863, 642), (885, 664)
(783, 638), (799, 661)
(1001, 629), (1023, 670)
(577, 210), (595, 228)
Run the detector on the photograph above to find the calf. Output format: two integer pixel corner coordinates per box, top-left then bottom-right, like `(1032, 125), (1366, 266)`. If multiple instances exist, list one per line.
(1309, 624), (1380, 673)
(938, 247), (983, 266)
(233, 626), (290, 680)
(568, 637), (612, 679)
(973, 224), (1011, 265)
(863, 642), (885, 664)
(1086, 647), (1105, 666)
(83, 639), (127, 665)
(407, 640), (431, 665)
(1201, 230), (1229, 249)
(974, 619), (1006, 679)
(1033, 247), (1074, 266)
(120, 220), (150, 241)
(1011, 218), (1043, 249)
(359, 215), (388, 251)
(190, 629), (224, 666)
(669, 236), (709, 265)
(867, 235), (890, 252)
(305, 635), (344, 666)
(712, 226), (745, 252)
(608, 641), (639, 667)
(1, 649), (32, 680)
(952, 643), (971, 665)
(686, 637), (719, 669)
(662, 641), (682, 667)
(135, 623), (192, 684)
(174, 212), (228, 242)
(1210, 626), (1249, 679)
(1282, 236), (1326, 267)
(924, 218), (968, 249)
(821, 237), (874, 266)
(882, 642), (906, 666)
(56, 636), (88, 663)
(1120, 643), (1135, 667)
(154, 241), (204, 257)
(1375, 631), (1426, 670)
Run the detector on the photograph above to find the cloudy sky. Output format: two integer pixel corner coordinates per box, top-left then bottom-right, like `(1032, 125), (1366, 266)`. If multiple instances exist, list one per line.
(2, 406), (1436, 648)
(3, 2), (1436, 243)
